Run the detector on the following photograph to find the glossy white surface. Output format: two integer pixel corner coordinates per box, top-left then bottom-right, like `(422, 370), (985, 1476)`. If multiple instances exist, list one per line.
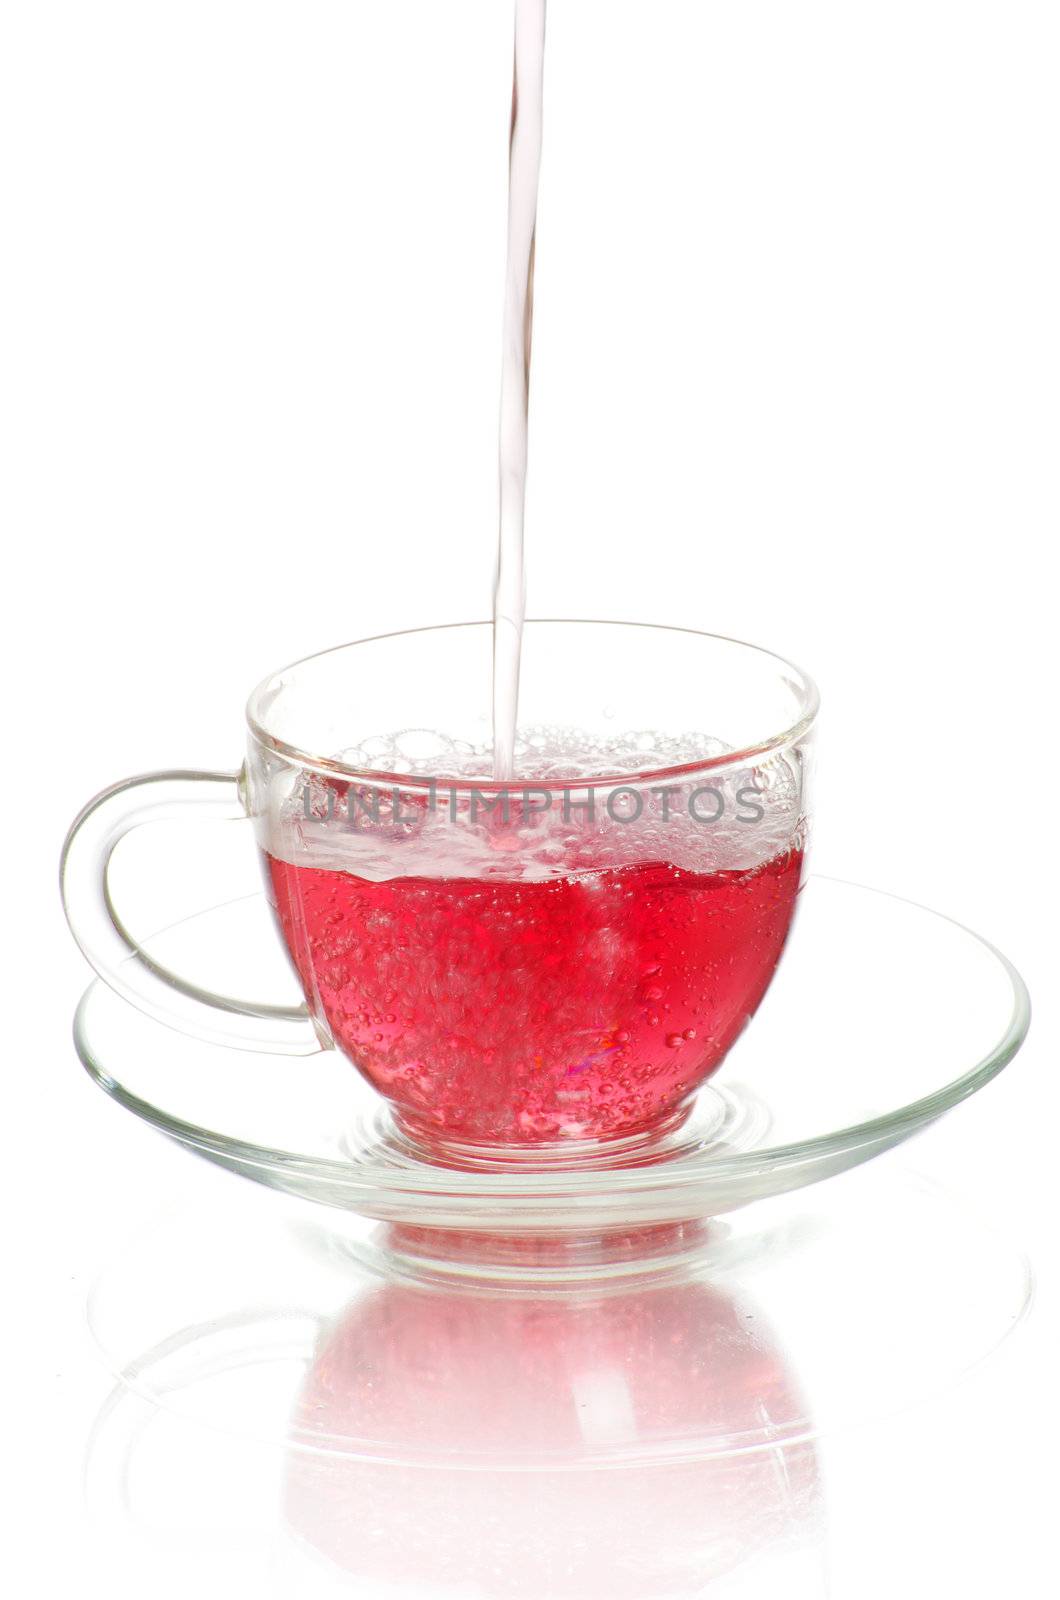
(5, 1), (1059, 1593)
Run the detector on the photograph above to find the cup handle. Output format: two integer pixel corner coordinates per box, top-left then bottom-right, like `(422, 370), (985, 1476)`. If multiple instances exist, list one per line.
(60, 770), (324, 1055)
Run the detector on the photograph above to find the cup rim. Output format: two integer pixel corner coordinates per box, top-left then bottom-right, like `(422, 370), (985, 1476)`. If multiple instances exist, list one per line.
(245, 618), (820, 790)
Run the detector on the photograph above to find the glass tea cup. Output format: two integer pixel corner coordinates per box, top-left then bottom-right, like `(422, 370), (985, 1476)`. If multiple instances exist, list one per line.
(61, 622), (817, 1160)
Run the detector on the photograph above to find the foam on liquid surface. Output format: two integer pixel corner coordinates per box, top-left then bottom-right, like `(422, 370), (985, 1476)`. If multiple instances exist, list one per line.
(262, 727), (806, 883)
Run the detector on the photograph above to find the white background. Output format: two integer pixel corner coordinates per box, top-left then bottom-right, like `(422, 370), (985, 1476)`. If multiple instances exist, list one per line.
(2, 2), (1057, 1593)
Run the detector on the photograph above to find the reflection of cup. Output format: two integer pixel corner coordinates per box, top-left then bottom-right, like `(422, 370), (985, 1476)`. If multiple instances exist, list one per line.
(62, 622), (816, 1160)
(283, 1234), (826, 1598)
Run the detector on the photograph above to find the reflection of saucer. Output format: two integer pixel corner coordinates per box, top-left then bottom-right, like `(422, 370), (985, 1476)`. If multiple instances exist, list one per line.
(86, 1163), (1031, 1461)
(81, 1166), (1032, 1599)
(85, 1259), (826, 1600)
(73, 878), (1029, 1228)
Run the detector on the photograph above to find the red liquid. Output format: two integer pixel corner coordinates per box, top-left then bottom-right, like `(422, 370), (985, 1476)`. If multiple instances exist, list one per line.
(266, 847), (803, 1147)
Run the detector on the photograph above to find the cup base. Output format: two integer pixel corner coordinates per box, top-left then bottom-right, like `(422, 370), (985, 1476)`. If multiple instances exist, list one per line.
(387, 1101), (706, 1174)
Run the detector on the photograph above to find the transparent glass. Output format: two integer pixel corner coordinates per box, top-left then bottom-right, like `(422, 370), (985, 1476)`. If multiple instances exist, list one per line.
(61, 621), (817, 1160)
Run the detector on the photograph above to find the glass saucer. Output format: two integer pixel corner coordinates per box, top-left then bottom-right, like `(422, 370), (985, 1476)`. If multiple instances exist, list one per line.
(73, 876), (1030, 1229)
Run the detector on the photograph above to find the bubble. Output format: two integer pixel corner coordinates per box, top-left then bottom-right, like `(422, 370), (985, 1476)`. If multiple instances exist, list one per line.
(393, 729), (457, 763)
